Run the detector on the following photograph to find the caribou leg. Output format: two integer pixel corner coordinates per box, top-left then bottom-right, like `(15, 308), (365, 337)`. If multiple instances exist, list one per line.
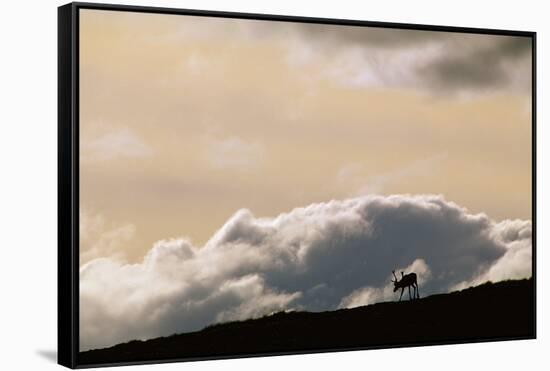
(399, 287), (404, 301)
(408, 286), (412, 300)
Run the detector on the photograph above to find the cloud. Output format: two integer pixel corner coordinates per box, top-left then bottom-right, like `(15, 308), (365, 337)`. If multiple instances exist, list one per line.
(149, 16), (532, 95)
(80, 209), (136, 265)
(452, 219), (532, 290)
(337, 153), (448, 195)
(80, 194), (531, 350)
(275, 23), (532, 94)
(82, 127), (153, 162)
(205, 135), (264, 170)
(419, 36), (532, 94)
(247, 21), (450, 50)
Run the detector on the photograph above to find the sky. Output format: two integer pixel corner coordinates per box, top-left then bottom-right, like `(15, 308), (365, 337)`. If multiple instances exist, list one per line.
(79, 9), (533, 351)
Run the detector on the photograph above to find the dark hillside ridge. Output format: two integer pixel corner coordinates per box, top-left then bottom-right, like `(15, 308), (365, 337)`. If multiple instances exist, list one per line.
(79, 279), (534, 366)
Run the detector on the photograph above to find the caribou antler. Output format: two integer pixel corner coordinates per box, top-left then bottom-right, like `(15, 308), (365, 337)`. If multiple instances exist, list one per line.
(391, 270), (398, 282)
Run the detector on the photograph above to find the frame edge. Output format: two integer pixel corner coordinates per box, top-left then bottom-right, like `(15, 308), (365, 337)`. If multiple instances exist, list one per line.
(58, 2), (78, 369)
(531, 32), (537, 339)
(72, 1), (535, 36)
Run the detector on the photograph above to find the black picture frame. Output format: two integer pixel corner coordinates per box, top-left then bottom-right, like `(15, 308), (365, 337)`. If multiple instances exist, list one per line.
(58, 2), (537, 368)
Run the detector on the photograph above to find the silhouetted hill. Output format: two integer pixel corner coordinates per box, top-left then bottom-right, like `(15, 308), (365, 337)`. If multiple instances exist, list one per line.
(79, 279), (534, 366)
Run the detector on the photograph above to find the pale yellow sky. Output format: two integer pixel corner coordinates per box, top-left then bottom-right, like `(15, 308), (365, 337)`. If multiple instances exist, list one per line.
(79, 9), (532, 264)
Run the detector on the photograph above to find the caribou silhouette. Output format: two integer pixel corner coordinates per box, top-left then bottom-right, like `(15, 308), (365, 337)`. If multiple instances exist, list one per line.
(391, 270), (419, 301)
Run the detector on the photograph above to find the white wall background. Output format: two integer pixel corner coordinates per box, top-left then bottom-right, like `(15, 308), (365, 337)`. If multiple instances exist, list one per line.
(0, 0), (546, 370)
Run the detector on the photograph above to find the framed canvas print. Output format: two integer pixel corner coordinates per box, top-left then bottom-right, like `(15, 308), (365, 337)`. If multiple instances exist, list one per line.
(58, 2), (536, 368)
